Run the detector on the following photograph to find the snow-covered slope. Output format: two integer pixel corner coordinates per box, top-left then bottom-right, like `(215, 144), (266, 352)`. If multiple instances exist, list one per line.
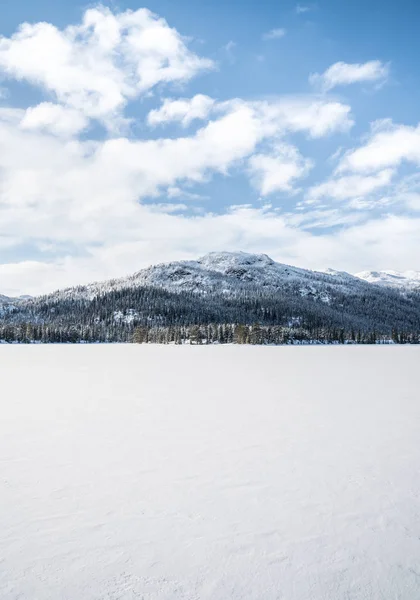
(0, 294), (27, 315)
(130, 251), (339, 298)
(136, 251), (361, 290)
(5, 252), (420, 301)
(355, 270), (420, 291)
(42, 251), (371, 303)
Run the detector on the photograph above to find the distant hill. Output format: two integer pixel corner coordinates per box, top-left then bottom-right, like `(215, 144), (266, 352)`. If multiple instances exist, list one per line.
(355, 269), (420, 291)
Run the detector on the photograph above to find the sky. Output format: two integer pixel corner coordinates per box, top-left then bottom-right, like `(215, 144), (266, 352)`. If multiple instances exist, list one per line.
(1, 0), (420, 295)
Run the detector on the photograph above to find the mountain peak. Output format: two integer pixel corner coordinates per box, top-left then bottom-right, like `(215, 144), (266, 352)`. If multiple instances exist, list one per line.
(197, 251), (275, 272)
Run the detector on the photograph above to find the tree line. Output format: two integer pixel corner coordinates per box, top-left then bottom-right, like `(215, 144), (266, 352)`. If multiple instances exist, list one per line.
(1, 280), (420, 344)
(1, 321), (418, 345)
(132, 323), (419, 345)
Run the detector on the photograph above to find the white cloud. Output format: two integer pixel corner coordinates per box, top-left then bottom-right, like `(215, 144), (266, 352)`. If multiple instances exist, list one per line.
(20, 102), (88, 137)
(0, 93), (351, 234)
(256, 98), (353, 138)
(321, 215), (420, 271)
(147, 95), (215, 127)
(147, 95), (353, 137)
(286, 208), (364, 229)
(262, 28), (286, 41)
(376, 173), (420, 213)
(308, 169), (395, 202)
(310, 60), (389, 92)
(166, 187), (208, 201)
(248, 144), (313, 195)
(338, 121), (420, 173)
(148, 202), (189, 213)
(404, 194), (420, 211)
(0, 6), (214, 128)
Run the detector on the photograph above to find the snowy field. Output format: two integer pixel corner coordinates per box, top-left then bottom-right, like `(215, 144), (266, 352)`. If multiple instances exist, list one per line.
(1, 345), (420, 600)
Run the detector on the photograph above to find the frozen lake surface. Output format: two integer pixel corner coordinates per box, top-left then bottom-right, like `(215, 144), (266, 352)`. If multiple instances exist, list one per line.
(1, 345), (420, 599)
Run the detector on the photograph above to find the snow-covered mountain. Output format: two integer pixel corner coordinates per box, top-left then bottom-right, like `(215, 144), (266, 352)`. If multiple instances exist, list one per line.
(2, 251), (420, 343)
(355, 270), (420, 291)
(43, 251), (370, 303)
(2, 253), (420, 301)
(127, 251), (361, 300)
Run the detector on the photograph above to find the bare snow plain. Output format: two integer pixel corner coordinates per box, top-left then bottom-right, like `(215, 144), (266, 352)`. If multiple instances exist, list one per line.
(1, 345), (420, 600)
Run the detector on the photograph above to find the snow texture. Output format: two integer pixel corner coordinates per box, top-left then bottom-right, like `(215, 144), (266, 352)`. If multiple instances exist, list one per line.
(1, 345), (420, 599)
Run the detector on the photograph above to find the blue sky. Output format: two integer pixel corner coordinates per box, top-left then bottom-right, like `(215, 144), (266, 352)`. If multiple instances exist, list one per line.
(1, 0), (420, 294)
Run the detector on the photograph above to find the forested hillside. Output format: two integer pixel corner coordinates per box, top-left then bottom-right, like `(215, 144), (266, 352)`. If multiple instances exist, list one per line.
(1, 252), (419, 344)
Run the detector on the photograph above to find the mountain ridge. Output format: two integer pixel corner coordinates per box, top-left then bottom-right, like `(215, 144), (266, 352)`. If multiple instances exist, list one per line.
(1, 251), (419, 344)
(2, 252), (419, 302)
